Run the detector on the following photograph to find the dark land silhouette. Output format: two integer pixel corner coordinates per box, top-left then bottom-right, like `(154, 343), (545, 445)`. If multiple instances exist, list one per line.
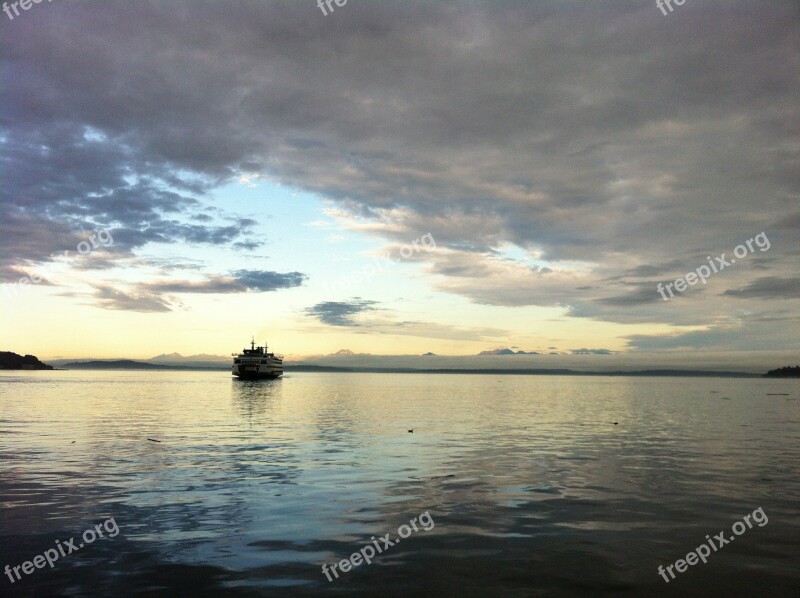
(0, 351), (53, 370)
(764, 366), (800, 378)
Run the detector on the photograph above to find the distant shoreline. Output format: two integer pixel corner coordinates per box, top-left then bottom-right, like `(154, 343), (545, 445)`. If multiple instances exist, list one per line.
(5, 354), (794, 378)
(295, 367), (768, 377)
(35, 360), (771, 377)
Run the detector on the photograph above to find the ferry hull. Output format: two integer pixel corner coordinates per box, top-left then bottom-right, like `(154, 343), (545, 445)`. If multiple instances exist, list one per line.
(232, 368), (283, 380)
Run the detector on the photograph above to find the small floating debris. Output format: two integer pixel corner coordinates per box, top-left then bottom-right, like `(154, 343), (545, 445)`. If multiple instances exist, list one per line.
(721, 397), (731, 400)
(766, 393), (789, 396)
(408, 429), (414, 433)
(147, 438), (162, 443)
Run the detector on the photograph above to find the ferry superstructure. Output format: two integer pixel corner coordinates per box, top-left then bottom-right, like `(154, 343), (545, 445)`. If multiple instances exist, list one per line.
(232, 339), (283, 379)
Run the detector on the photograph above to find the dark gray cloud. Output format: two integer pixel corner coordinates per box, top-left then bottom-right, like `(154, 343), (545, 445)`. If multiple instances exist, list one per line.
(1, 0), (798, 346)
(722, 277), (800, 300)
(145, 270), (306, 294)
(0, 106), (261, 279)
(232, 240), (263, 251)
(84, 270), (306, 312)
(596, 284), (675, 307)
(305, 299), (379, 327)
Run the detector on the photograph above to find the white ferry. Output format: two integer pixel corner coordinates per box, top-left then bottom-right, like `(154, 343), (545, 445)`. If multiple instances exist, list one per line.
(232, 338), (283, 379)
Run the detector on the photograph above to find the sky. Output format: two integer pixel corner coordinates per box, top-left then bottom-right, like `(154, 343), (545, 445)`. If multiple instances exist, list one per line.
(1, 0), (798, 370)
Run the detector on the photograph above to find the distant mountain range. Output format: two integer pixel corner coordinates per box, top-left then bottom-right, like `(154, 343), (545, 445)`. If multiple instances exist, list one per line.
(15, 350), (795, 378)
(49, 353), (231, 370)
(62, 359), (221, 371)
(149, 352), (230, 363)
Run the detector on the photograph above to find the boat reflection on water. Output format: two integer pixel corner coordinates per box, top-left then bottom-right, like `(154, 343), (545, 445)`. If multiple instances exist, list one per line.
(231, 375), (284, 421)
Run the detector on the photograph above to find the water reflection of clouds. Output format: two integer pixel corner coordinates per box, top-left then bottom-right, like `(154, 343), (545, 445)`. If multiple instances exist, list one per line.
(3, 373), (798, 594)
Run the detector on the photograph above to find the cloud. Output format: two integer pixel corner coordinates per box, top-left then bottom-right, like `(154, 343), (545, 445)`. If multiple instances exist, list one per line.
(144, 270), (306, 294)
(232, 240), (263, 251)
(92, 286), (172, 313)
(722, 276), (800, 300)
(1, 0), (798, 348)
(596, 284), (672, 307)
(625, 314), (800, 351)
(479, 348), (540, 355)
(419, 246), (587, 307)
(305, 299), (380, 327)
(84, 270), (306, 312)
(373, 320), (508, 341)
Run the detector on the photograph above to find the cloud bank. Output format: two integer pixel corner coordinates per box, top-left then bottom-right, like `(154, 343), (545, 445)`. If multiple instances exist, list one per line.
(2, 0), (798, 351)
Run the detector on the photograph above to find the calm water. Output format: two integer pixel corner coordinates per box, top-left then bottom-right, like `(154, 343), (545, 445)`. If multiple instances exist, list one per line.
(1, 371), (798, 597)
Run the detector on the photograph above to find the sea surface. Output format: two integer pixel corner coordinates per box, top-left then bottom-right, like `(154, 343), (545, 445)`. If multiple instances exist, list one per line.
(1, 371), (798, 597)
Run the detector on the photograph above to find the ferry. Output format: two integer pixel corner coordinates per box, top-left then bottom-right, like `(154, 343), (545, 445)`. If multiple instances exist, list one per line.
(232, 338), (283, 379)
